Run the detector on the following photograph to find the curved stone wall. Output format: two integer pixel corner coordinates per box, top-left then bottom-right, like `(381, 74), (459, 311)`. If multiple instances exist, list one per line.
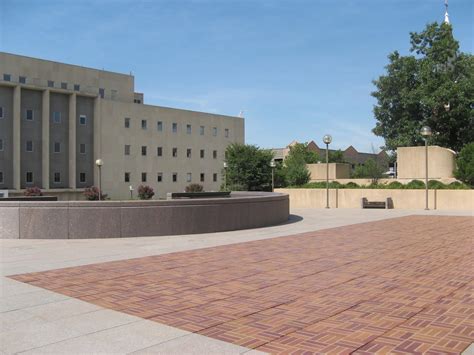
(0, 192), (289, 239)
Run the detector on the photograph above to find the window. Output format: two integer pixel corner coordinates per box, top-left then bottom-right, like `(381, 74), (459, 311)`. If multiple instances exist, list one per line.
(124, 172), (130, 182)
(141, 146), (147, 156)
(0, 107), (3, 118)
(186, 173), (192, 183)
(141, 119), (147, 129)
(54, 142), (61, 153)
(25, 109), (34, 121)
(213, 150), (217, 159)
(53, 111), (61, 124)
(79, 115), (86, 125)
(157, 121), (163, 131)
(99, 88), (105, 98)
(19, 76), (26, 84)
(3, 74), (11, 81)
(212, 127), (217, 136)
(26, 140), (33, 152)
(186, 124), (192, 134)
(157, 147), (163, 157)
(225, 128), (229, 138)
(79, 172), (86, 183)
(172, 147), (178, 157)
(157, 173), (163, 182)
(53, 172), (61, 183)
(74, 84), (80, 91)
(134, 99), (141, 104)
(61, 82), (67, 90)
(200, 173), (205, 182)
(0, 172), (3, 184)
(111, 90), (118, 100)
(0, 139), (3, 151)
(200, 149), (205, 158)
(48, 80), (54, 88)
(172, 173), (177, 182)
(187, 148), (192, 158)
(141, 172), (147, 182)
(124, 145), (130, 155)
(213, 173), (218, 182)
(80, 143), (86, 154)
(200, 126), (205, 135)
(124, 117), (130, 128)
(26, 172), (33, 184)
(172, 123), (177, 133)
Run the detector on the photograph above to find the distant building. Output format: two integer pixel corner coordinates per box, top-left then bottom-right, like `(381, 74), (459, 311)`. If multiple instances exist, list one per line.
(272, 140), (388, 168)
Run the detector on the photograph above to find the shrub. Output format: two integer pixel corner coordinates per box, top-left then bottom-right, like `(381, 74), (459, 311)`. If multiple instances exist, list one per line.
(185, 183), (204, 193)
(351, 159), (385, 184)
(344, 182), (359, 189)
(386, 181), (404, 189)
(24, 186), (42, 196)
(454, 143), (474, 187)
(428, 180), (446, 189)
(448, 181), (470, 190)
(405, 179), (426, 189)
(83, 186), (108, 201)
(137, 185), (155, 200)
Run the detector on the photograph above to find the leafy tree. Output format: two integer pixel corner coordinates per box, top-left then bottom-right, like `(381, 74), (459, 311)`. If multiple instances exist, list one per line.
(283, 143), (316, 186)
(224, 143), (273, 191)
(372, 22), (474, 152)
(454, 142), (474, 186)
(328, 150), (345, 163)
(351, 159), (385, 184)
(290, 143), (321, 163)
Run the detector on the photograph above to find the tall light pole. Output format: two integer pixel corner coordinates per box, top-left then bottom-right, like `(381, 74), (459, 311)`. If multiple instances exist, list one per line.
(420, 126), (432, 210)
(270, 160), (276, 192)
(323, 134), (332, 209)
(223, 161), (228, 191)
(95, 159), (103, 201)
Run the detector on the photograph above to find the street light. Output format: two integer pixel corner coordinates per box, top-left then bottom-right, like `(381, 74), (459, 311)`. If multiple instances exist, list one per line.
(323, 134), (332, 209)
(223, 162), (228, 191)
(420, 126), (432, 210)
(270, 160), (276, 192)
(95, 159), (103, 201)
(129, 185), (133, 200)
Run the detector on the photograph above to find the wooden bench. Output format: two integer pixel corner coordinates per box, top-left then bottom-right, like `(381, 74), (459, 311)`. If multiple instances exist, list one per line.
(167, 191), (231, 200)
(361, 197), (393, 209)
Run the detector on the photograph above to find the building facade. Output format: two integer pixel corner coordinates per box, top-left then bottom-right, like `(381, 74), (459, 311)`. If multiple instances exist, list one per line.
(0, 52), (244, 199)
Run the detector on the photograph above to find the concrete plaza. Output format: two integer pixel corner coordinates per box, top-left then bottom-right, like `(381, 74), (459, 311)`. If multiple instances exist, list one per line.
(1, 208), (473, 354)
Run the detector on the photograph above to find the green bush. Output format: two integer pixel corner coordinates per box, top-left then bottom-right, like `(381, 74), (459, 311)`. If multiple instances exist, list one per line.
(344, 182), (359, 189)
(386, 181), (404, 189)
(405, 179), (426, 189)
(454, 143), (474, 187)
(428, 180), (446, 189)
(137, 185), (155, 200)
(448, 181), (470, 189)
(185, 183), (204, 192)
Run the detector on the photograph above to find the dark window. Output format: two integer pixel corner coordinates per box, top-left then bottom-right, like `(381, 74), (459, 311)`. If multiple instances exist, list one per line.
(25, 109), (34, 120)
(157, 121), (163, 131)
(141, 172), (147, 182)
(61, 82), (67, 90)
(157, 173), (163, 182)
(124, 117), (130, 128)
(213, 173), (217, 182)
(19, 76), (26, 84)
(79, 115), (86, 125)
(212, 127), (217, 136)
(79, 172), (86, 183)
(80, 143), (86, 154)
(186, 173), (192, 183)
(3, 74), (11, 81)
(124, 145), (130, 155)
(99, 88), (105, 98)
(172, 148), (178, 157)
(172, 123), (177, 133)
(225, 128), (229, 138)
(141, 146), (147, 156)
(157, 147), (162, 156)
(213, 150), (217, 159)
(124, 172), (130, 182)
(186, 124), (192, 134)
(26, 140), (33, 152)
(53, 111), (61, 124)
(48, 80), (54, 88)
(187, 148), (192, 158)
(141, 119), (147, 129)
(0, 107), (3, 118)
(26, 172), (33, 184)
(54, 172), (61, 183)
(0, 172), (3, 184)
(54, 142), (61, 153)
(74, 84), (80, 91)
(0, 139), (3, 151)
(172, 173), (177, 182)
(200, 173), (205, 182)
(200, 149), (205, 158)
(200, 126), (205, 135)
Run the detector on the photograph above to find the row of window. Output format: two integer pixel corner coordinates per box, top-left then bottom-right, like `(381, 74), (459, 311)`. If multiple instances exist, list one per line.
(0, 106), (88, 125)
(126, 118), (230, 137)
(127, 145), (219, 159)
(3, 139), (87, 154)
(125, 172), (219, 183)
(0, 171), (88, 185)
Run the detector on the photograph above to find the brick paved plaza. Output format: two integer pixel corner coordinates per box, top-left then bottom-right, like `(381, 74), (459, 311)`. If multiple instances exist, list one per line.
(8, 214), (474, 354)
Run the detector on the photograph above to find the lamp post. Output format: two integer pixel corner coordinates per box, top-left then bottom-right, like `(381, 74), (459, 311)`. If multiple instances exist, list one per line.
(129, 185), (133, 200)
(223, 162), (228, 191)
(420, 126), (432, 210)
(270, 160), (276, 192)
(95, 159), (104, 201)
(323, 134), (332, 209)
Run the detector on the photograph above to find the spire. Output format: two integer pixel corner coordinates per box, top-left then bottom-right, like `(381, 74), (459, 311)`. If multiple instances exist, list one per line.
(444, 0), (450, 24)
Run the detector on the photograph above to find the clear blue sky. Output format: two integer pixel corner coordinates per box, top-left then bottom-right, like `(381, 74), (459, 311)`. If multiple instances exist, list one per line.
(0, 0), (472, 152)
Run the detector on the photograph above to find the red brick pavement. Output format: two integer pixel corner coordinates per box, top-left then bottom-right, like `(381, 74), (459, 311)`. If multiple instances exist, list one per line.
(10, 216), (474, 354)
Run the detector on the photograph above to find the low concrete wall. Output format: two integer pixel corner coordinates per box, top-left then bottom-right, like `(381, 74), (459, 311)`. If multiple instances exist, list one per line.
(307, 163), (351, 180)
(277, 188), (474, 210)
(0, 192), (289, 239)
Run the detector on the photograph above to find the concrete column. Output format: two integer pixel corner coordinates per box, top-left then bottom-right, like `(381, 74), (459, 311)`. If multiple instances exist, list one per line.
(12, 85), (21, 190)
(93, 96), (101, 186)
(42, 89), (50, 189)
(68, 93), (76, 188)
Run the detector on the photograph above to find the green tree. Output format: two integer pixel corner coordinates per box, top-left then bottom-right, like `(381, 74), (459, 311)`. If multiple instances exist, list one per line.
(328, 150), (345, 163)
(372, 22), (474, 152)
(454, 142), (474, 187)
(224, 143), (273, 191)
(351, 159), (385, 184)
(283, 143), (315, 186)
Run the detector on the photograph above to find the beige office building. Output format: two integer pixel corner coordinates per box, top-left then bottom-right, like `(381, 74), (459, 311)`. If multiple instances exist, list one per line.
(0, 52), (244, 199)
